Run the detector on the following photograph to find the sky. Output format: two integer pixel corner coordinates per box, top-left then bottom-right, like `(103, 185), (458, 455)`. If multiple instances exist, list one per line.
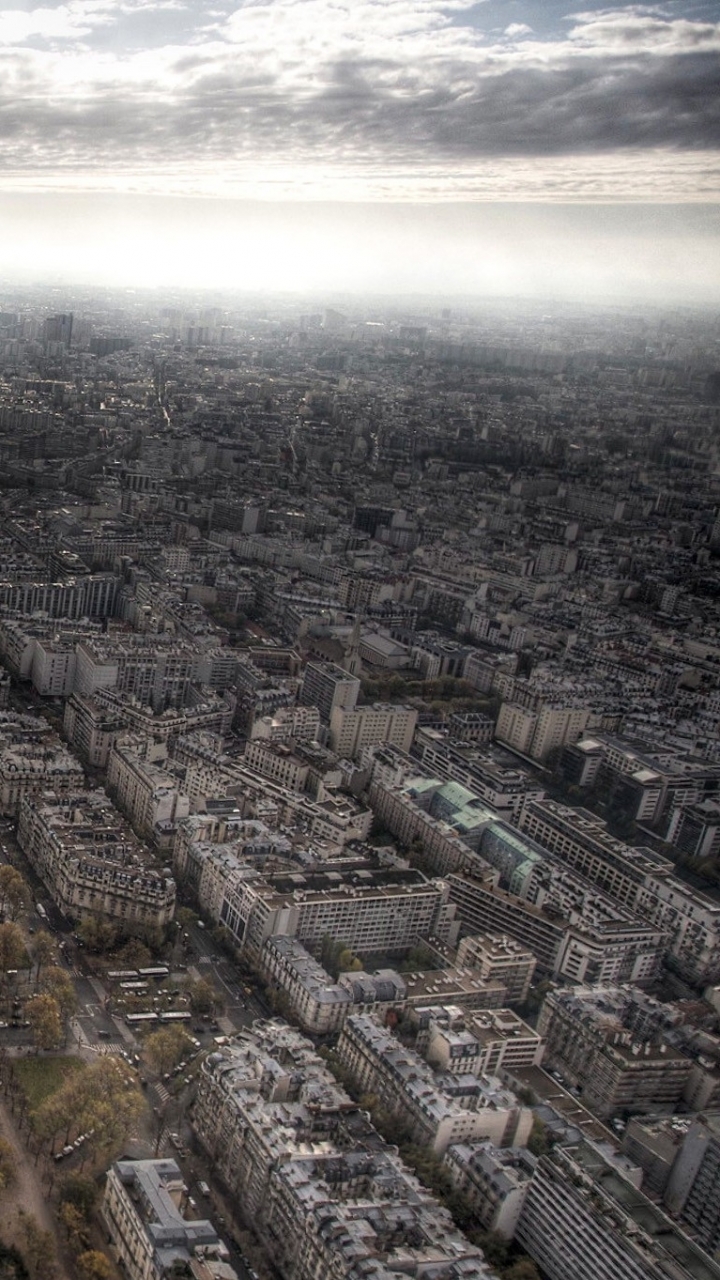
(0, 0), (718, 300)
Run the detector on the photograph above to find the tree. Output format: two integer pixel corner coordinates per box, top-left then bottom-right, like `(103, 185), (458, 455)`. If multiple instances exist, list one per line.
(0, 1137), (16, 1194)
(40, 967), (77, 1017)
(473, 1232), (511, 1269)
(0, 1241), (28, 1279)
(502, 1260), (542, 1280)
(76, 1251), (114, 1280)
(527, 1116), (552, 1158)
(145, 1026), (192, 1077)
(111, 938), (151, 969)
(0, 922), (25, 980)
(187, 978), (218, 1017)
(26, 994), (62, 1051)
(76, 918), (118, 953)
(0, 868), (29, 922)
(58, 1173), (98, 1220)
(337, 948), (363, 973)
(58, 1203), (89, 1255)
(31, 932), (55, 991)
(35, 1057), (145, 1164)
(15, 1211), (56, 1280)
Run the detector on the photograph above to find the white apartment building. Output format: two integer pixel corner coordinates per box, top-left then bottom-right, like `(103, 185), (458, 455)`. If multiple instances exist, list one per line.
(519, 798), (720, 984)
(444, 1143), (536, 1239)
(329, 702), (417, 759)
(243, 740), (309, 792)
(107, 735), (190, 844)
(427, 1009), (544, 1077)
(298, 660), (359, 723)
(496, 701), (590, 762)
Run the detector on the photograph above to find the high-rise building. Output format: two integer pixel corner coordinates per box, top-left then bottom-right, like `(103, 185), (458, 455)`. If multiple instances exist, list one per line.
(516, 1141), (720, 1280)
(42, 312), (73, 346)
(298, 660), (359, 723)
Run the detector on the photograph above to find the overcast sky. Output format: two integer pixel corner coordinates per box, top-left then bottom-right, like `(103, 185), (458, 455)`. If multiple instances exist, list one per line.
(0, 0), (718, 300)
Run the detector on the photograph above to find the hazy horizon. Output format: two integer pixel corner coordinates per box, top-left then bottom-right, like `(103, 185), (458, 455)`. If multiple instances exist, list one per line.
(1, 196), (719, 306)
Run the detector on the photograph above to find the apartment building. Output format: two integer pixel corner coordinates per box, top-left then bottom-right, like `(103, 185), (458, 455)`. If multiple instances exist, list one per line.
(0, 716), (84, 817)
(107, 734), (190, 844)
(102, 1158), (235, 1280)
(329, 701), (417, 759)
(248, 703), (321, 744)
(260, 935), (352, 1033)
(519, 797), (720, 984)
(368, 777), (478, 876)
(427, 1009), (544, 1076)
(74, 636), (202, 711)
(192, 1021), (493, 1280)
(444, 1143), (536, 1238)
(0, 572), (119, 620)
(666, 1114), (720, 1250)
(336, 1014), (533, 1155)
(63, 687), (234, 769)
(412, 730), (541, 822)
(446, 866), (665, 987)
(18, 789), (176, 932)
(496, 700), (591, 763)
(456, 934), (536, 1005)
(537, 986), (691, 1118)
(243, 739), (309, 792)
(516, 1141), (720, 1280)
(298, 660), (359, 723)
(63, 692), (124, 767)
(218, 864), (460, 959)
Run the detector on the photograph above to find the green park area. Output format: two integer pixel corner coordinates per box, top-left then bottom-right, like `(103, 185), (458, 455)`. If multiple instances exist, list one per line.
(13, 1057), (86, 1113)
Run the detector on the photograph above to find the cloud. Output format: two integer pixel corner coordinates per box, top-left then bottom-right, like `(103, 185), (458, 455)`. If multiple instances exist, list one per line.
(0, 0), (716, 199)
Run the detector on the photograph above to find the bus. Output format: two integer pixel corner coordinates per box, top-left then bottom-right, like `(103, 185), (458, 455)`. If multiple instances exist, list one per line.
(107, 970), (140, 982)
(119, 982), (150, 994)
(125, 1012), (160, 1026)
(138, 967), (170, 980)
(159, 1011), (192, 1023)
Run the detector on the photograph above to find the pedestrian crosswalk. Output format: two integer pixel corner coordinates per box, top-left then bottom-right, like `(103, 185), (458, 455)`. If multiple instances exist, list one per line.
(93, 1041), (126, 1057)
(154, 1081), (171, 1105)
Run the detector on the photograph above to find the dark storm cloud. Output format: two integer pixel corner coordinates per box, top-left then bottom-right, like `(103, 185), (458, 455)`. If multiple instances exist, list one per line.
(0, 1), (715, 198)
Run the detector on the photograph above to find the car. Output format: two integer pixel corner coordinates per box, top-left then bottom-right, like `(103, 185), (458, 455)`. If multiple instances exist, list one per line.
(62, 1144), (74, 1156)
(198, 1180), (210, 1197)
(53, 1151), (65, 1162)
(97, 1029), (111, 1039)
(193, 1026), (205, 1035)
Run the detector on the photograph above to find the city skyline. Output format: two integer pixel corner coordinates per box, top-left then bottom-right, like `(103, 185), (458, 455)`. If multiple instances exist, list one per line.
(0, 0), (718, 297)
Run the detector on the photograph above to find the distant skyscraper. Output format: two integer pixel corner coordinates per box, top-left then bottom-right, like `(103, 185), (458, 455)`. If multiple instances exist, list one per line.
(42, 313), (73, 346)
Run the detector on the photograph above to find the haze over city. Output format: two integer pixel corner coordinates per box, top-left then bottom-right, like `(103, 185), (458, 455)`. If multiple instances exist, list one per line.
(0, 0), (717, 300)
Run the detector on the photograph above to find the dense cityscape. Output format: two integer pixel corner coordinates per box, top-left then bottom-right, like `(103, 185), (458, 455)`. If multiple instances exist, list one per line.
(0, 287), (718, 1280)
